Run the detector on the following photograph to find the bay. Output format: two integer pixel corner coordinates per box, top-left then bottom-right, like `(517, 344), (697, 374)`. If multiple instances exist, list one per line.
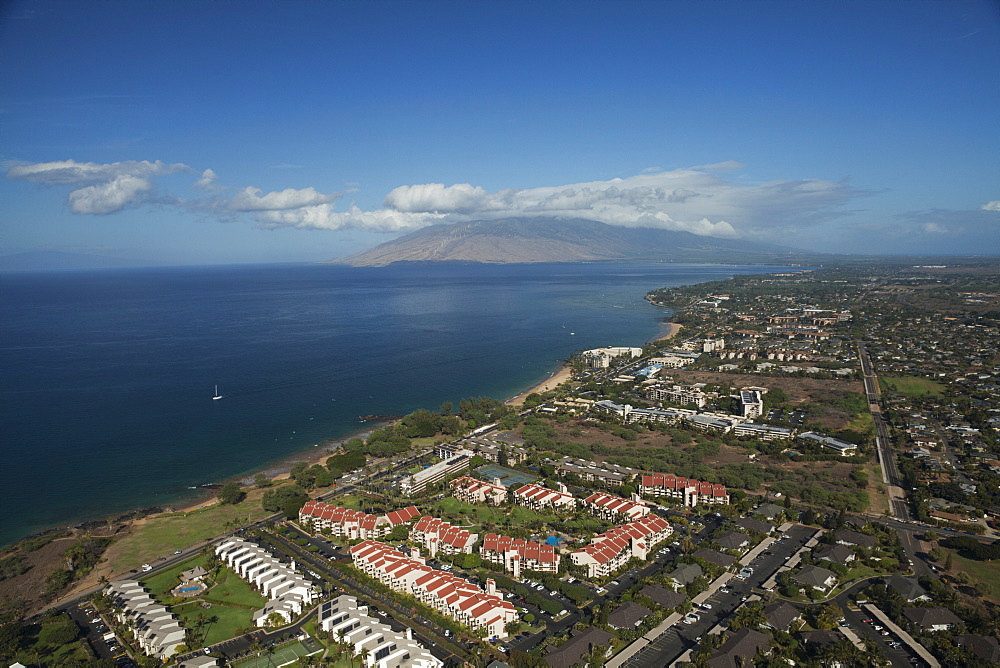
(0, 261), (792, 546)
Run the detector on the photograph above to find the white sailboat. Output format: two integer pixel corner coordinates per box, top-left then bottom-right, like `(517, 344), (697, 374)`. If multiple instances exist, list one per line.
(212, 384), (223, 400)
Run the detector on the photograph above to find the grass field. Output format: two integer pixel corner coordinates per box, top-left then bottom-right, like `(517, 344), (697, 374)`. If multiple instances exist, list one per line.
(141, 554), (208, 597)
(433, 497), (558, 527)
(174, 600), (255, 645)
(880, 375), (947, 398)
(947, 549), (1000, 603)
(203, 568), (268, 608)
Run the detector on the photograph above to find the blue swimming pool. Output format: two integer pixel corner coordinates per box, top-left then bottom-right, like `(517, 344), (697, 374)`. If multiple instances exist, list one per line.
(179, 586), (200, 592)
(546, 536), (563, 546)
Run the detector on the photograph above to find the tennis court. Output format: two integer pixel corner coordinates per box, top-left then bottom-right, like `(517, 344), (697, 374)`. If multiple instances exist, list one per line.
(475, 464), (538, 488)
(232, 637), (323, 667)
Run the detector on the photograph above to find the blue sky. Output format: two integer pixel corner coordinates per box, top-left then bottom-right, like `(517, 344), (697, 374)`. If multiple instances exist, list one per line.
(2, 0), (998, 264)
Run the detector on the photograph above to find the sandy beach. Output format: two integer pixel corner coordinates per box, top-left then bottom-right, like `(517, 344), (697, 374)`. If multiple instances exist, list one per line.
(506, 365), (575, 406)
(656, 321), (683, 342)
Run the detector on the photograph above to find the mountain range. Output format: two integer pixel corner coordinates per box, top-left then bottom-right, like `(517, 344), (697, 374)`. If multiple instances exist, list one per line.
(334, 217), (808, 266)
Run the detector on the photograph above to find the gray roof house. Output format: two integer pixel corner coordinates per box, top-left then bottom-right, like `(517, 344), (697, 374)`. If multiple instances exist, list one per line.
(607, 602), (652, 630)
(763, 601), (801, 632)
(736, 517), (774, 535)
(715, 531), (750, 551)
(798, 629), (843, 646)
(885, 575), (930, 603)
(545, 627), (615, 668)
(833, 528), (877, 549)
(955, 634), (1000, 664)
(903, 607), (962, 632)
(755, 503), (785, 520)
(668, 563), (704, 590)
(706, 628), (771, 668)
(693, 548), (737, 569)
(813, 544), (855, 565)
(639, 584), (686, 609)
(794, 565), (838, 591)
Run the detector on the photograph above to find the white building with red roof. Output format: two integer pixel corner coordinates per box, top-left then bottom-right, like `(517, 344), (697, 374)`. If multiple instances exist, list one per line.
(449, 476), (507, 506)
(298, 501), (420, 540)
(581, 492), (650, 522)
(513, 483), (576, 511)
(410, 516), (478, 556)
(480, 533), (560, 578)
(639, 473), (729, 507)
(350, 541), (518, 639)
(571, 514), (673, 579)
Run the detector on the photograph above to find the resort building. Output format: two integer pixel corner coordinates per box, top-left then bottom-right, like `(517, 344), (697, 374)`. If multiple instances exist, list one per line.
(449, 476), (507, 506)
(798, 431), (859, 456)
(570, 514), (672, 579)
(104, 581), (185, 660)
(298, 502), (421, 540)
(739, 389), (764, 419)
(646, 383), (711, 408)
(410, 516), (478, 556)
(593, 399), (692, 425)
(650, 352), (701, 368)
(459, 436), (528, 464)
(639, 473), (729, 506)
(400, 449), (474, 494)
(215, 538), (316, 627)
(683, 412), (741, 433)
(350, 541), (518, 638)
(580, 492), (650, 522)
(555, 457), (638, 486)
(480, 533), (560, 577)
(581, 346), (642, 369)
(318, 595), (442, 668)
(731, 422), (795, 440)
(513, 482), (577, 510)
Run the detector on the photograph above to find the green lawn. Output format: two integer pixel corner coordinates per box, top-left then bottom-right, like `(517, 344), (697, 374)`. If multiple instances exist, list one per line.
(173, 600), (256, 645)
(203, 568), (268, 608)
(141, 554), (208, 597)
(947, 549), (1000, 602)
(880, 376), (946, 398)
(433, 497), (559, 527)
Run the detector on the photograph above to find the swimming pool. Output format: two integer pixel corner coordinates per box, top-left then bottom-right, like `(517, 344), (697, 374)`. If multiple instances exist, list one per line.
(178, 586), (201, 593)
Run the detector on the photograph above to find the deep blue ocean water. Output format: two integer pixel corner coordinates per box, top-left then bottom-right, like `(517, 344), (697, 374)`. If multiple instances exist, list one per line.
(0, 262), (792, 546)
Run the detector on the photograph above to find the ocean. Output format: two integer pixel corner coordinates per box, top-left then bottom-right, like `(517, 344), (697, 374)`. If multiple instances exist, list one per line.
(0, 261), (792, 546)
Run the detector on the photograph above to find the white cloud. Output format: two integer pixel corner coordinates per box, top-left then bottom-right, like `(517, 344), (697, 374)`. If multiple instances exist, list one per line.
(67, 175), (153, 215)
(255, 203), (446, 232)
(229, 186), (337, 211)
(6, 159), (189, 185)
(195, 168), (218, 190)
(981, 200), (1000, 211)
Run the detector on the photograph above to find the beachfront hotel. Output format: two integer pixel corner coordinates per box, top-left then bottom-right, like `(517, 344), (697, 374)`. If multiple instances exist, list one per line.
(298, 501), (421, 540)
(512, 482), (576, 510)
(215, 538), (316, 626)
(449, 475), (507, 506)
(480, 533), (560, 578)
(350, 541), (518, 638)
(570, 514), (673, 579)
(639, 473), (730, 506)
(318, 594), (442, 668)
(399, 449), (474, 495)
(580, 491), (650, 522)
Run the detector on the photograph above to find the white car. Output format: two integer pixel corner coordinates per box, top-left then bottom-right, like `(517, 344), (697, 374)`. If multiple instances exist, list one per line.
(700, 603), (712, 610)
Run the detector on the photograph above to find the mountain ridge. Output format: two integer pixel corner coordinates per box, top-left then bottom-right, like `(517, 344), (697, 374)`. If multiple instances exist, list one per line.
(332, 217), (807, 266)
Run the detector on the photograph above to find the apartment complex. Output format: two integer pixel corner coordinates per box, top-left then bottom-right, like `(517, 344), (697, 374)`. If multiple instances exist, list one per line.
(513, 482), (577, 510)
(318, 595), (442, 668)
(350, 541), (518, 638)
(555, 457), (639, 486)
(216, 538), (316, 626)
(646, 383), (712, 408)
(400, 449), (473, 494)
(581, 346), (642, 369)
(298, 501), (421, 539)
(739, 389), (764, 418)
(799, 431), (859, 456)
(570, 514), (673, 579)
(449, 476), (507, 506)
(639, 473), (729, 506)
(410, 516), (478, 556)
(480, 533), (560, 577)
(731, 422), (795, 440)
(580, 492), (650, 522)
(104, 581), (185, 660)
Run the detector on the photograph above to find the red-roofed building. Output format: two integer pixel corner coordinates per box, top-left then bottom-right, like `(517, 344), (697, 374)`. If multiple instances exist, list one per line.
(411, 516), (478, 557)
(571, 514), (672, 578)
(299, 502), (421, 540)
(450, 476), (507, 506)
(639, 473), (729, 507)
(513, 483), (576, 511)
(480, 533), (560, 577)
(350, 541), (517, 638)
(581, 492), (650, 522)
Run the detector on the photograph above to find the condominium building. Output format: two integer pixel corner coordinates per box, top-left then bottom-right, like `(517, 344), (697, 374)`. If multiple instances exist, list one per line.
(480, 534), (560, 578)
(513, 483), (577, 510)
(682, 412), (740, 433)
(350, 541), (518, 638)
(739, 390), (764, 418)
(639, 473), (729, 506)
(580, 492), (650, 522)
(298, 502), (421, 540)
(731, 422), (795, 441)
(318, 595), (442, 668)
(555, 458), (638, 486)
(400, 449), (473, 495)
(646, 383), (711, 408)
(216, 538), (316, 626)
(650, 352), (701, 368)
(570, 515), (673, 579)
(104, 581), (185, 660)
(581, 346), (642, 369)
(799, 431), (859, 456)
(449, 476), (507, 506)
(410, 516), (478, 556)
